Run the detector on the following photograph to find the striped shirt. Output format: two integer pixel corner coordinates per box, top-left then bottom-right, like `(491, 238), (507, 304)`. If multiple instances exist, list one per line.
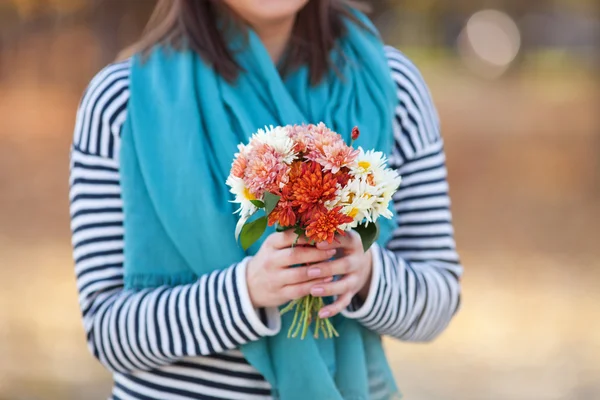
(69, 46), (462, 400)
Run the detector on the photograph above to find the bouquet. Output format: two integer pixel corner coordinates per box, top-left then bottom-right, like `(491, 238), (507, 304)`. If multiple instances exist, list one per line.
(227, 123), (401, 339)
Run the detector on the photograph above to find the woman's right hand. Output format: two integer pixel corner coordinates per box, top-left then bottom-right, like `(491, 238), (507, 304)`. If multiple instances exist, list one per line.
(246, 231), (336, 309)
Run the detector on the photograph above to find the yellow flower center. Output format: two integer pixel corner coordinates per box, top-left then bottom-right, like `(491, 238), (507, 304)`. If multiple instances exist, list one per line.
(348, 208), (359, 218)
(358, 161), (371, 170)
(243, 187), (256, 201)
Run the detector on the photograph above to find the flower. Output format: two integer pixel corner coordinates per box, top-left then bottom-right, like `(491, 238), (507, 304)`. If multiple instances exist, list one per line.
(304, 123), (359, 173)
(287, 124), (313, 154)
(244, 142), (290, 197)
(350, 147), (388, 178)
(228, 122), (401, 249)
(335, 177), (377, 225)
(342, 160), (401, 225)
(370, 168), (402, 221)
(288, 161), (339, 214)
(268, 200), (297, 227)
(250, 125), (297, 165)
(341, 193), (376, 229)
(305, 205), (354, 243)
(226, 175), (259, 238)
(334, 168), (352, 187)
(230, 143), (250, 179)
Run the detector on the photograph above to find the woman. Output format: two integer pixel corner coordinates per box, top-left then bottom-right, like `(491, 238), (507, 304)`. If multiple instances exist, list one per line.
(70, 0), (462, 399)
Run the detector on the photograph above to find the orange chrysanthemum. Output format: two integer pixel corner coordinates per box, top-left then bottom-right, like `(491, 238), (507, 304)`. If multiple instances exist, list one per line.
(289, 161), (339, 214)
(286, 160), (304, 185)
(268, 200), (297, 227)
(305, 206), (354, 243)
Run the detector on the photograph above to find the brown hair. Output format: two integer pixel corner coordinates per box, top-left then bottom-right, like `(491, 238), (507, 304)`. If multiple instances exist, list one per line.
(125, 0), (368, 85)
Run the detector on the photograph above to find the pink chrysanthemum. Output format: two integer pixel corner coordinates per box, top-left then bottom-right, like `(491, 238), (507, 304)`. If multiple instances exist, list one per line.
(230, 154), (247, 179)
(287, 124), (314, 154)
(244, 143), (289, 197)
(303, 124), (359, 173)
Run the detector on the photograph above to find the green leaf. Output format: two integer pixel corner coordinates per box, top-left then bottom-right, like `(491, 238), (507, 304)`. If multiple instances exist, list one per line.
(354, 222), (379, 252)
(250, 200), (265, 208)
(264, 192), (281, 216)
(240, 216), (268, 251)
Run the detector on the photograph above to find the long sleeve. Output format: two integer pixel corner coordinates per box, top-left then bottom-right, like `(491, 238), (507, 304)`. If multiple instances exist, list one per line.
(70, 62), (280, 374)
(343, 47), (462, 341)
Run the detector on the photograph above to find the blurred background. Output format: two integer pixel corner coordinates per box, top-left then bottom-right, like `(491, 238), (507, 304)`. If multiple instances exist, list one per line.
(0, 0), (598, 399)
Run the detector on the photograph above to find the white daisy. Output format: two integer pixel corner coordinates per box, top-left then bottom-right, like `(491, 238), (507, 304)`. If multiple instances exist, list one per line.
(340, 193), (375, 229)
(334, 177), (378, 229)
(226, 175), (259, 238)
(370, 168), (402, 221)
(350, 147), (388, 179)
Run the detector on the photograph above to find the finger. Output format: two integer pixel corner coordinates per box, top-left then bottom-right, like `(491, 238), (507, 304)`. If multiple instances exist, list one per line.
(319, 292), (354, 318)
(303, 255), (359, 279)
(315, 230), (359, 251)
(274, 247), (336, 270)
(310, 274), (358, 298)
(315, 234), (350, 250)
(279, 266), (336, 286)
(266, 230), (310, 249)
(280, 279), (320, 301)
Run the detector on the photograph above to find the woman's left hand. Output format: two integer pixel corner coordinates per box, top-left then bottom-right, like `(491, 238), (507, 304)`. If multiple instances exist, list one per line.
(307, 230), (373, 318)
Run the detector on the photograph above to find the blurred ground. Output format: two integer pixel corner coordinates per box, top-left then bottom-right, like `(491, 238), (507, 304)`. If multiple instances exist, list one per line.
(0, 26), (599, 400)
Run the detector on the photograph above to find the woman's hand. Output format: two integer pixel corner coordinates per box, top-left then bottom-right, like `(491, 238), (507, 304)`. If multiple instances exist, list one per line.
(246, 231), (336, 309)
(307, 230), (373, 318)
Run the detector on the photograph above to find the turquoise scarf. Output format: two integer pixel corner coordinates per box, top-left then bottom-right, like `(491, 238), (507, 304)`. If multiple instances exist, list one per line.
(120, 11), (400, 400)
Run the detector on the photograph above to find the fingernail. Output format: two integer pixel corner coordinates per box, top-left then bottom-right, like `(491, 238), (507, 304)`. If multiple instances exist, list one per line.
(311, 287), (324, 296)
(307, 268), (321, 278)
(327, 250), (336, 257)
(319, 310), (331, 318)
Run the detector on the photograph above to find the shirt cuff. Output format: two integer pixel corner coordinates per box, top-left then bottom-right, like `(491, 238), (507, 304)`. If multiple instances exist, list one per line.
(235, 257), (281, 337)
(341, 243), (383, 320)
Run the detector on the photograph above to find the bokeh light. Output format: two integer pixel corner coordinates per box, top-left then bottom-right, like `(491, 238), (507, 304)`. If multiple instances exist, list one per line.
(458, 10), (522, 78)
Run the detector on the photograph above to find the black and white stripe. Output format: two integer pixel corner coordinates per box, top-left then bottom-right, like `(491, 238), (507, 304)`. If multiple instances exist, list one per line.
(70, 48), (462, 399)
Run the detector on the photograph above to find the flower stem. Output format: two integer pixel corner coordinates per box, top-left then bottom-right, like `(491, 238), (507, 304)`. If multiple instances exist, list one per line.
(320, 317), (329, 338)
(292, 304), (304, 338)
(281, 294), (338, 340)
(287, 300), (302, 338)
(330, 321), (339, 337)
(326, 318), (334, 338)
(301, 296), (313, 339)
(280, 298), (298, 315)
(292, 234), (301, 247)
(314, 317), (321, 339)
